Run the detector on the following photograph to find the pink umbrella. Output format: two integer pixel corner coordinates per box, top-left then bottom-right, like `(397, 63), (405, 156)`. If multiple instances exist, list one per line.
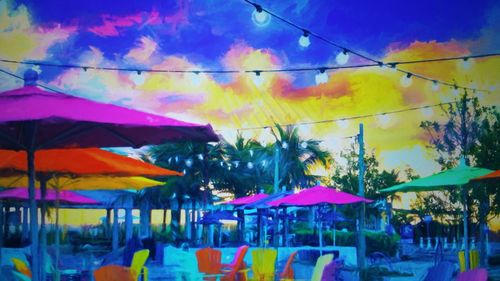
(267, 185), (372, 207)
(224, 193), (270, 205)
(0, 188), (98, 204)
(0, 70), (218, 281)
(267, 185), (372, 251)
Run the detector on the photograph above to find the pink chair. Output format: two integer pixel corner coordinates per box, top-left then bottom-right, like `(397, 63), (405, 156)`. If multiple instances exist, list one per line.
(456, 268), (488, 281)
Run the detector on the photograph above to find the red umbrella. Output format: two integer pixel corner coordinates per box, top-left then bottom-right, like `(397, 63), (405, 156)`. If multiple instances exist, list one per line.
(267, 185), (372, 207)
(0, 188), (98, 204)
(0, 70), (218, 281)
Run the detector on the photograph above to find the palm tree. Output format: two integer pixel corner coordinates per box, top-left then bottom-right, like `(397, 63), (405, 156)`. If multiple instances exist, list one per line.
(214, 135), (272, 197)
(149, 142), (225, 243)
(271, 124), (331, 191)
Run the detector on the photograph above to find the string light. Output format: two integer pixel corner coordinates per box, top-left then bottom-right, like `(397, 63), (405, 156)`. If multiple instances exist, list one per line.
(247, 162), (254, 169)
(461, 57), (472, 70)
(300, 141), (308, 149)
(400, 73), (413, 87)
(315, 68), (328, 85)
(452, 85), (460, 96)
(189, 71), (202, 86)
(431, 80), (439, 91)
(299, 30), (311, 48)
(421, 106), (434, 117)
(251, 3), (270, 26)
(336, 49), (349, 65)
(252, 71), (264, 86)
(197, 154), (204, 160)
(282, 141), (288, 149)
(185, 159), (193, 167)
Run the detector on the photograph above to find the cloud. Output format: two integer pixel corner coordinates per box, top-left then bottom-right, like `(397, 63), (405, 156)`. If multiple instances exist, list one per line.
(125, 36), (158, 64)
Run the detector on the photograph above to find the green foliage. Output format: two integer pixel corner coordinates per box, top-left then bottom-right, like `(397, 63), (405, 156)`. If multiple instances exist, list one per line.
(358, 266), (413, 281)
(294, 228), (400, 256)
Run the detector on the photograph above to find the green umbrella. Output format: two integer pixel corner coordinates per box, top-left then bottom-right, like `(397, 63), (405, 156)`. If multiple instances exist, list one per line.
(379, 158), (492, 270)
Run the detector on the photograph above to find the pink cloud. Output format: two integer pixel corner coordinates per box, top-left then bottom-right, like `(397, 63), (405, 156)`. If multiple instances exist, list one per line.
(89, 14), (142, 37)
(125, 36), (158, 63)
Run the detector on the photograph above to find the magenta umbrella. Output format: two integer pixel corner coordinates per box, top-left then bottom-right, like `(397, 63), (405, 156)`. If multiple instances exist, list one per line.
(267, 185), (372, 207)
(0, 188), (98, 204)
(0, 70), (218, 281)
(267, 185), (372, 251)
(223, 193), (270, 205)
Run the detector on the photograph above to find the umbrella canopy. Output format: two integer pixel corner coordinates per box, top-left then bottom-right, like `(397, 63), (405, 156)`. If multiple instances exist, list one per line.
(0, 77), (218, 150)
(0, 148), (182, 177)
(0, 175), (163, 190)
(223, 193), (269, 206)
(197, 210), (240, 225)
(379, 162), (492, 193)
(267, 186), (372, 207)
(235, 192), (291, 209)
(0, 188), (98, 204)
(473, 170), (500, 181)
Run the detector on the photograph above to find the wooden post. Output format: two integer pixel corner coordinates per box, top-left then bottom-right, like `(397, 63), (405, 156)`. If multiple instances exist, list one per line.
(27, 145), (40, 281)
(105, 208), (112, 238)
(356, 123), (366, 268)
(39, 177), (48, 281)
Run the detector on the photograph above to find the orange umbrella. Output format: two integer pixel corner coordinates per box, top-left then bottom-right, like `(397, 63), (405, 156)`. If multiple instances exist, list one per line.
(0, 148), (181, 177)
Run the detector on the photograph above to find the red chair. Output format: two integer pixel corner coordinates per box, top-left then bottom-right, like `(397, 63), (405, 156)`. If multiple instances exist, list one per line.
(279, 251), (297, 280)
(196, 247), (224, 280)
(221, 245), (249, 281)
(456, 268), (488, 281)
(94, 265), (135, 281)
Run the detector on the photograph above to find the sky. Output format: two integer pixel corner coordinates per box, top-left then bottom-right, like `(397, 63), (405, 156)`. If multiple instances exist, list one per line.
(0, 0), (499, 180)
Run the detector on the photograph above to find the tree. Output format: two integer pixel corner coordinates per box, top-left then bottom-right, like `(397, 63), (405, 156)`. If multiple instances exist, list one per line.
(420, 93), (499, 266)
(331, 143), (401, 229)
(271, 124), (331, 190)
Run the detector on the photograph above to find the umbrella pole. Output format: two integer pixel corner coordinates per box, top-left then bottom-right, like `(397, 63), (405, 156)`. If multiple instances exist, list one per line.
(40, 178), (48, 281)
(462, 186), (470, 270)
(0, 200), (3, 266)
(55, 188), (61, 281)
(319, 220), (323, 256)
(333, 205), (337, 247)
(27, 147), (40, 281)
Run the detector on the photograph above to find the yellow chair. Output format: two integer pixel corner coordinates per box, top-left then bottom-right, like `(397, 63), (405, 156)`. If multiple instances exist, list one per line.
(11, 258), (32, 279)
(130, 249), (149, 281)
(458, 250), (480, 272)
(311, 254), (334, 281)
(251, 248), (277, 281)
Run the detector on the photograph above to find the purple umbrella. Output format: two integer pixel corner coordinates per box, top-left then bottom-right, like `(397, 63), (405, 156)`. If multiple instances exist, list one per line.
(0, 70), (218, 281)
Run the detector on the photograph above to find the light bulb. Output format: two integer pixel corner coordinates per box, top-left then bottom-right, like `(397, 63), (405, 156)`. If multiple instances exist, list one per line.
(130, 71), (146, 86)
(315, 69), (328, 85)
(197, 154), (204, 160)
(183, 169), (186, 175)
(220, 161), (224, 167)
(299, 30), (311, 48)
(461, 58), (472, 70)
(301, 142), (308, 149)
(249, 150), (254, 157)
(185, 159), (193, 167)
(234, 161), (239, 168)
(252, 9), (270, 26)
(190, 72), (202, 86)
(247, 162), (254, 169)
(261, 160), (267, 167)
(400, 73), (412, 88)
(421, 106), (434, 117)
(376, 114), (391, 128)
(175, 156), (179, 162)
(336, 50), (349, 65)
(252, 71), (264, 86)
(431, 81), (439, 91)
(282, 141), (288, 149)
(452, 86), (459, 96)
(338, 119), (349, 129)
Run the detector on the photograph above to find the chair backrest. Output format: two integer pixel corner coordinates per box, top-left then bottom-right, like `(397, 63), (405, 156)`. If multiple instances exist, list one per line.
(224, 245), (249, 280)
(12, 270), (32, 281)
(456, 268), (488, 281)
(94, 265), (135, 281)
(196, 247), (222, 274)
(131, 249), (150, 280)
(311, 254), (334, 281)
(423, 261), (454, 281)
(11, 258), (32, 278)
(279, 251), (298, 279)
(251, 248), (277, 280)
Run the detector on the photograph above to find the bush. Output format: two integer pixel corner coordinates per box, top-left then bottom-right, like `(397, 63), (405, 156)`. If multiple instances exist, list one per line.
(294, 228), (400, 256)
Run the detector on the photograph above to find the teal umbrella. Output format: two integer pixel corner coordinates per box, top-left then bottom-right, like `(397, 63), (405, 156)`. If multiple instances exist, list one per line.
(379, 158), (492, 270)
